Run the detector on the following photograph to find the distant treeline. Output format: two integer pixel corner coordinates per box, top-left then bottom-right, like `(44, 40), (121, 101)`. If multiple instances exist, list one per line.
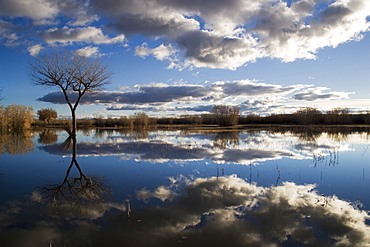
(33, 107), (370, 128)
(2, 104), (370, 132)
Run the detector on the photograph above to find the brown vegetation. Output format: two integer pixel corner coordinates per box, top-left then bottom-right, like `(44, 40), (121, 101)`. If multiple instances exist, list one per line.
(1, 104), (370, 133)
(37, 108), (58, 124)
(0, 104), (34, 131)
(213, 105), (240, 127)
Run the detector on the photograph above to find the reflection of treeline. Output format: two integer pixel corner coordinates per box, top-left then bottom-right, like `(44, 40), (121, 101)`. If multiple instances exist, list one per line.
(0, 130), (34, 155)
(0, 129), (59, 155)
(258, 125), (370, 142)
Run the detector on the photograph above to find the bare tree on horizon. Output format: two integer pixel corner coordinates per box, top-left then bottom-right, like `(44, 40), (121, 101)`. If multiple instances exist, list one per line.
(29, 49), (112, 136)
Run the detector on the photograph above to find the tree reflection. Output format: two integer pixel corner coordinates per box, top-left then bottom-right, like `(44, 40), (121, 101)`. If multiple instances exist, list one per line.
(0, 130), (34, 155)
(213, 131), (240, 149)
(35, 136), (110, 218)
(37, 129), (58, 145)
(292, 128), (322, 142)
(91, 128), (149, 140)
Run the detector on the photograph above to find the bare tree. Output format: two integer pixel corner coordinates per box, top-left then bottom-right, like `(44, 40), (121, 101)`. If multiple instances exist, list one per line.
(326, 107), (350, 124)
(212, 105), (240, 127)
(294, 107), (322, 125)
(29, 50), (112, 136)
(133, 112), (149, 128)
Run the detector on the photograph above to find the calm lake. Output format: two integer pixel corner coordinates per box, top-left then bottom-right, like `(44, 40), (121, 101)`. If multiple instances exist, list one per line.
(1, 127), (370, 246)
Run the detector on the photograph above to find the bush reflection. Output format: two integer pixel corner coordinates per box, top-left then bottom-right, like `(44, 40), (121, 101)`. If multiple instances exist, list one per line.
(0, 130), (34, 155)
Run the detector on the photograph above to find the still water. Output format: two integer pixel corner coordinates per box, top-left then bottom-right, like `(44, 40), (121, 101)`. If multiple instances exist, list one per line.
(0, 127), (369, 246)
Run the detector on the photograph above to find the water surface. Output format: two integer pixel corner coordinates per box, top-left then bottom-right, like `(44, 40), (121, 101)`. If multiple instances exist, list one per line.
(1, 128), (369, 246)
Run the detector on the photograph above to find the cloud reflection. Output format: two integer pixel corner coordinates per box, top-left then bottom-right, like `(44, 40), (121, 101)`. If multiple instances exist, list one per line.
(38, 129), (357, 165)
(131, 175), (370, 246)
(1, 175), (369, 246)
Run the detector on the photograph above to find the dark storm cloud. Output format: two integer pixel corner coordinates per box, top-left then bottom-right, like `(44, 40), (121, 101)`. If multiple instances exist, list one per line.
(293, 87), (351, 101)
(37, 84), (211, 105)
(109, 14), (199, 38)
(37, 91), (70, 104)
(320, 4), (352, 25)
(39, 26), (124, 45)
(36, 80), (297, 106)
(218, 80), (303, 97)
(175, 105), (214, 112)
(37, 81), (353, 115)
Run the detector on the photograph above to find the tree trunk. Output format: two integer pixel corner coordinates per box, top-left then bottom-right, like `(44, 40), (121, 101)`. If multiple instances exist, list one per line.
(71, 109), (77, 137)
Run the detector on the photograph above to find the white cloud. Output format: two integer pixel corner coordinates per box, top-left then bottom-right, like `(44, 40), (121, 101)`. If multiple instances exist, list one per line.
(27, 44), (43, 56)
(90, 0), (370, 69)
(1, 0), (369, 69)
(173, 30), (262, 69)
(75, 46), (100, 57)
(135, 43), (175, 61)
(40, 26), (125, 45)
(2, 32), (21, 47)
(0, 0), (99, 26)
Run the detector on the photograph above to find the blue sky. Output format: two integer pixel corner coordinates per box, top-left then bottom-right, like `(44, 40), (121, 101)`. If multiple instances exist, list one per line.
(0, 0), (369, 118)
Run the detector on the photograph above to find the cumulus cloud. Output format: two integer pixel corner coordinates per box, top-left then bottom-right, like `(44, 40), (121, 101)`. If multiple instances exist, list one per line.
(135, 43), (179, 68)
(40, 26), (125, 45)
(75, 46), (101, 57)
(110, 13), (200, 38)
(172, 30), (262, 69)
(1, 0), (369, 69)
(89, 0), (370, 69)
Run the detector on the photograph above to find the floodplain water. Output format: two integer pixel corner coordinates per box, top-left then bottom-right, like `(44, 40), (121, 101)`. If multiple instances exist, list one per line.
(0, 127), (369, 246)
